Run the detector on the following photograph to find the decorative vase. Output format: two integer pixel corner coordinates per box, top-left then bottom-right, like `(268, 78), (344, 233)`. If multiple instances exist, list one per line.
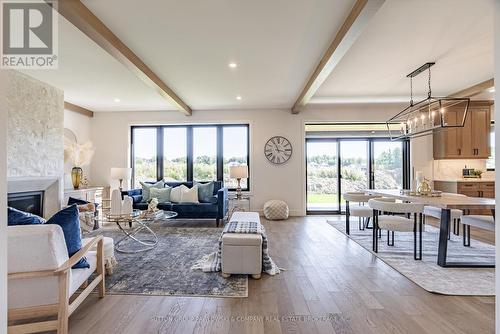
(71, 167), (83, 189)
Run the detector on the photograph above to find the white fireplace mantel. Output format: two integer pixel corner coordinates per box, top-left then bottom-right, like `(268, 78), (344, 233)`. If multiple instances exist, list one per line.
(7, 176), (63, 218)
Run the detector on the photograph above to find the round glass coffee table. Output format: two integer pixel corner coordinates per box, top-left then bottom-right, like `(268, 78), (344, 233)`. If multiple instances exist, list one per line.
(106, 210), (178, 253)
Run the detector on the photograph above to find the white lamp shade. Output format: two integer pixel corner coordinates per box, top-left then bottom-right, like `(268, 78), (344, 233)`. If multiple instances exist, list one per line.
(110, 167), (132, 180)
(229, 165), (248, 179)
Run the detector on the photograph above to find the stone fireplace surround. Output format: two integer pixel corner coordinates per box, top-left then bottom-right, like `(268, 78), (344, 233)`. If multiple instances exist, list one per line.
(7, 177), (63, 219)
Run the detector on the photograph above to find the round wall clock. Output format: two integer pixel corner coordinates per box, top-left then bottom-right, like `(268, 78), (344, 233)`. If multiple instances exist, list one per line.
(264, 136), (292, 164)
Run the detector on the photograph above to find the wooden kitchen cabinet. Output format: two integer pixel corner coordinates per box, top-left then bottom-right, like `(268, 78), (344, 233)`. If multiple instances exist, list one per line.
(433, 101), (492, 159)
(434, 180), (494, 214)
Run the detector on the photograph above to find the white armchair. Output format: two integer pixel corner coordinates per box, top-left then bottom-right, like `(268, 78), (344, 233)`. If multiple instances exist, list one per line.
(8, 225), (105, 334)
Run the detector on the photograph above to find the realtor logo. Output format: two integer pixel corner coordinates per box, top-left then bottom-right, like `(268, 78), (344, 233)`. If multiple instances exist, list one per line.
(1, 0), (58, 69)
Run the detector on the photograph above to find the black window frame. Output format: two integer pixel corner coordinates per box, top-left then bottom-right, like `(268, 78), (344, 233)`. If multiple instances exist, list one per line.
(131, 124), (250, 191)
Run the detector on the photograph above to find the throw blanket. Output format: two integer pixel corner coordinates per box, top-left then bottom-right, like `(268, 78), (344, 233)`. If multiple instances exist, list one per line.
(192, 221), (280, 275)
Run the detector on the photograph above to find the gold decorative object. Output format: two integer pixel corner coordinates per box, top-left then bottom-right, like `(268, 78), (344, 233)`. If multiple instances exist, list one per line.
(417, 178), (432, 195)
(71, 167), (83, 189)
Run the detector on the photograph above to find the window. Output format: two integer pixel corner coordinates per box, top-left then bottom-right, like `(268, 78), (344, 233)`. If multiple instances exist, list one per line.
(163, 127), (187, 181)
(223, 126), (249, 189)
(131, 124), (250, 190)
(132, 127), (157, 188)
(193, 127), (217, 181)
(487, 121), (495, 170)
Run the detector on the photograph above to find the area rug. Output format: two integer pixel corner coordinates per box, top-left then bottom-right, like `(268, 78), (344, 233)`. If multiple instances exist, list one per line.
(327, 218), (495, 296)
(89, 223), (248, 298)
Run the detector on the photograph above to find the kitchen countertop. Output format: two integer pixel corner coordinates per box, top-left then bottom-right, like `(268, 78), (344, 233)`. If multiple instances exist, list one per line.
(433, 178), (495, 183)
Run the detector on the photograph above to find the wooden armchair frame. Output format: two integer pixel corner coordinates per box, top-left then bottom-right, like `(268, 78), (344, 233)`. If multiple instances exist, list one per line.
(8, 236), (105, 334)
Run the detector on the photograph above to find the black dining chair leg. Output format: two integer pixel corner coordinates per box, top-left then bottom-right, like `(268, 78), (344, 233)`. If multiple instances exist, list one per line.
(387, 231), (394, 246)
(365, 217), (371, 229)
(413, 213), (422, 260)
(372, 210), (378, 253)
(346, 201), (350, 235)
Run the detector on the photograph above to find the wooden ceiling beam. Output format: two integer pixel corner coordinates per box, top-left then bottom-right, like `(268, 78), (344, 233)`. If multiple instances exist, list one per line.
(64, 101), (94, 117)
(56, 0), (192, 116)
(449, 78), (494, 98)
(292, 0), (385, 113)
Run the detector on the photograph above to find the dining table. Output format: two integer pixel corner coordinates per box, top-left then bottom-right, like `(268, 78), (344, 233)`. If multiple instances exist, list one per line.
(364, 189), (495, 268)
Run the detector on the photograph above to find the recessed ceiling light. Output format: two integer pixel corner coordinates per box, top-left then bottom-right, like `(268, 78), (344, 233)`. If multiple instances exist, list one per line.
(236, 95), (242, 100)
(488, 87), (495, 93)
(228, 62), (237, 68)
(114, 98), (121, 102)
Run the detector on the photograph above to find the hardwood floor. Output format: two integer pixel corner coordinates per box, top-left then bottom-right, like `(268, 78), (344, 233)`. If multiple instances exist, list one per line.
(69, 216), (494, 334)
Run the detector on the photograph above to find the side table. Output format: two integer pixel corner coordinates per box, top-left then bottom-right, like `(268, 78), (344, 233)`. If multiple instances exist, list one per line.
(227, 195), (251, 220)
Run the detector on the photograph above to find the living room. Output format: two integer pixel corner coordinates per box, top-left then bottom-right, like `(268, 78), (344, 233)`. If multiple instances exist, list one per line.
(1, 0), (499, 333)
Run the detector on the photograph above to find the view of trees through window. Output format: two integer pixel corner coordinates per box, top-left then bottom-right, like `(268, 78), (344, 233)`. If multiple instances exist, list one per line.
(132, 128), (157, 188)
(163, 127), (187, 182)
(132, 125), (249, 189)
(307, 139), (405, 212)
(193, 127), (217, 181)
(223, 126), (248, 189)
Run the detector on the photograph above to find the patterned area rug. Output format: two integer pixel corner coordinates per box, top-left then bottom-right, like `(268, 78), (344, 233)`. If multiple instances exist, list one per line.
(90, 222), (248, 298)
(327, 218), (495, 296)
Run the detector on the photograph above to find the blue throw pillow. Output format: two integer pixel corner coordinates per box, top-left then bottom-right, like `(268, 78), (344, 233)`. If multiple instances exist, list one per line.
(67, 197), (89, 205)
(7, 207), (45, 226)
(196, 181), (215, 203)
(46, 205), (89, 269)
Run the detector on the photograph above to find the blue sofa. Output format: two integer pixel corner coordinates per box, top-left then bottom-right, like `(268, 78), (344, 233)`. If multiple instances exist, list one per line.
(122, 181), (228, 227)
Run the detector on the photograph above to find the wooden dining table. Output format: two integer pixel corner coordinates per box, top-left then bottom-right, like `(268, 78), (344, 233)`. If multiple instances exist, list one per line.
(364, 189), (495, 268)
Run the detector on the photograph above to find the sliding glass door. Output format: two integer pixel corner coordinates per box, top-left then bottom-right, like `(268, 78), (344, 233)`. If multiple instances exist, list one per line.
(306, 138), (407, 214)
(340, 140), (369, 211)
(373, 140), (403, 189)
(306, 140), (339, 211)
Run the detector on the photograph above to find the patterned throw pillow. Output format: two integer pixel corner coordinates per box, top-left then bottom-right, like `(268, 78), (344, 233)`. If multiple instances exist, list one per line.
(195, 181), (214, 203)
(150, 187), (171, 203)
(140, 180), (165, 202)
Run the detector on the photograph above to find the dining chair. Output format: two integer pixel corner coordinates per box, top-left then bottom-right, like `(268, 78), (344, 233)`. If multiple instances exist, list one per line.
(423, 193), (466, 238)
(343, 192), (381, 233)
(368, 198), (425, 260)
(461, 214), (495, 246)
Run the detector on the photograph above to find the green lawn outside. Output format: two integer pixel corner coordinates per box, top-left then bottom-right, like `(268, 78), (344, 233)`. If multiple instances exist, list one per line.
(307, 193), (337, 204)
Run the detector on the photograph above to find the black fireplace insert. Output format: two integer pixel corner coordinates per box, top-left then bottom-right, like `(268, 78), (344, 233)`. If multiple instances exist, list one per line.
(8, 191), (44, 217)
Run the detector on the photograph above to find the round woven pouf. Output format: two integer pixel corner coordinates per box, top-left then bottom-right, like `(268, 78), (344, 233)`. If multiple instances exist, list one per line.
(263, 200), (289, 220)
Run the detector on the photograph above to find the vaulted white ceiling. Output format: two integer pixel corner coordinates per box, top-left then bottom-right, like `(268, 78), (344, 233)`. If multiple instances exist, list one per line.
(313, 0), (494, 103)
(21, 0), (494, 112)
(24, 0), (356, 111)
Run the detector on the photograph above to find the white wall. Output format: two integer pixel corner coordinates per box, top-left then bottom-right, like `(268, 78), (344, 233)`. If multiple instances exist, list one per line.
(0, 68), (8, 334)
(90, 104), (401, 216)
(64, 109), (91, 144)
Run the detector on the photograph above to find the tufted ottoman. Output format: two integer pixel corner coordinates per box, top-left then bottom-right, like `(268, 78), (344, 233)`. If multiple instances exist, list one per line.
(221, 212), (262, 279)
(83, 236), (117, 275)
(263, 200), (289, 220)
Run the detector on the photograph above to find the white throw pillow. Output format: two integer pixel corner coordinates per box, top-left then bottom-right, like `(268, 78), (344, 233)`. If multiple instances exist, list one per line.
(170, 185), (187, 203)
(180, 185), (199, 203)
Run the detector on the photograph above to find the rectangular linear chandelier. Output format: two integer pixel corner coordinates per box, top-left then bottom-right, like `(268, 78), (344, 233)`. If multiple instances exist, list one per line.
(386, 62), (470, 140)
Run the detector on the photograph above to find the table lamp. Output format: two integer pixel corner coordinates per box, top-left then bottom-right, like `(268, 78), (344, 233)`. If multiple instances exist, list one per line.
(229, 165), (248, 199)
(110, 167), (132, 192)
